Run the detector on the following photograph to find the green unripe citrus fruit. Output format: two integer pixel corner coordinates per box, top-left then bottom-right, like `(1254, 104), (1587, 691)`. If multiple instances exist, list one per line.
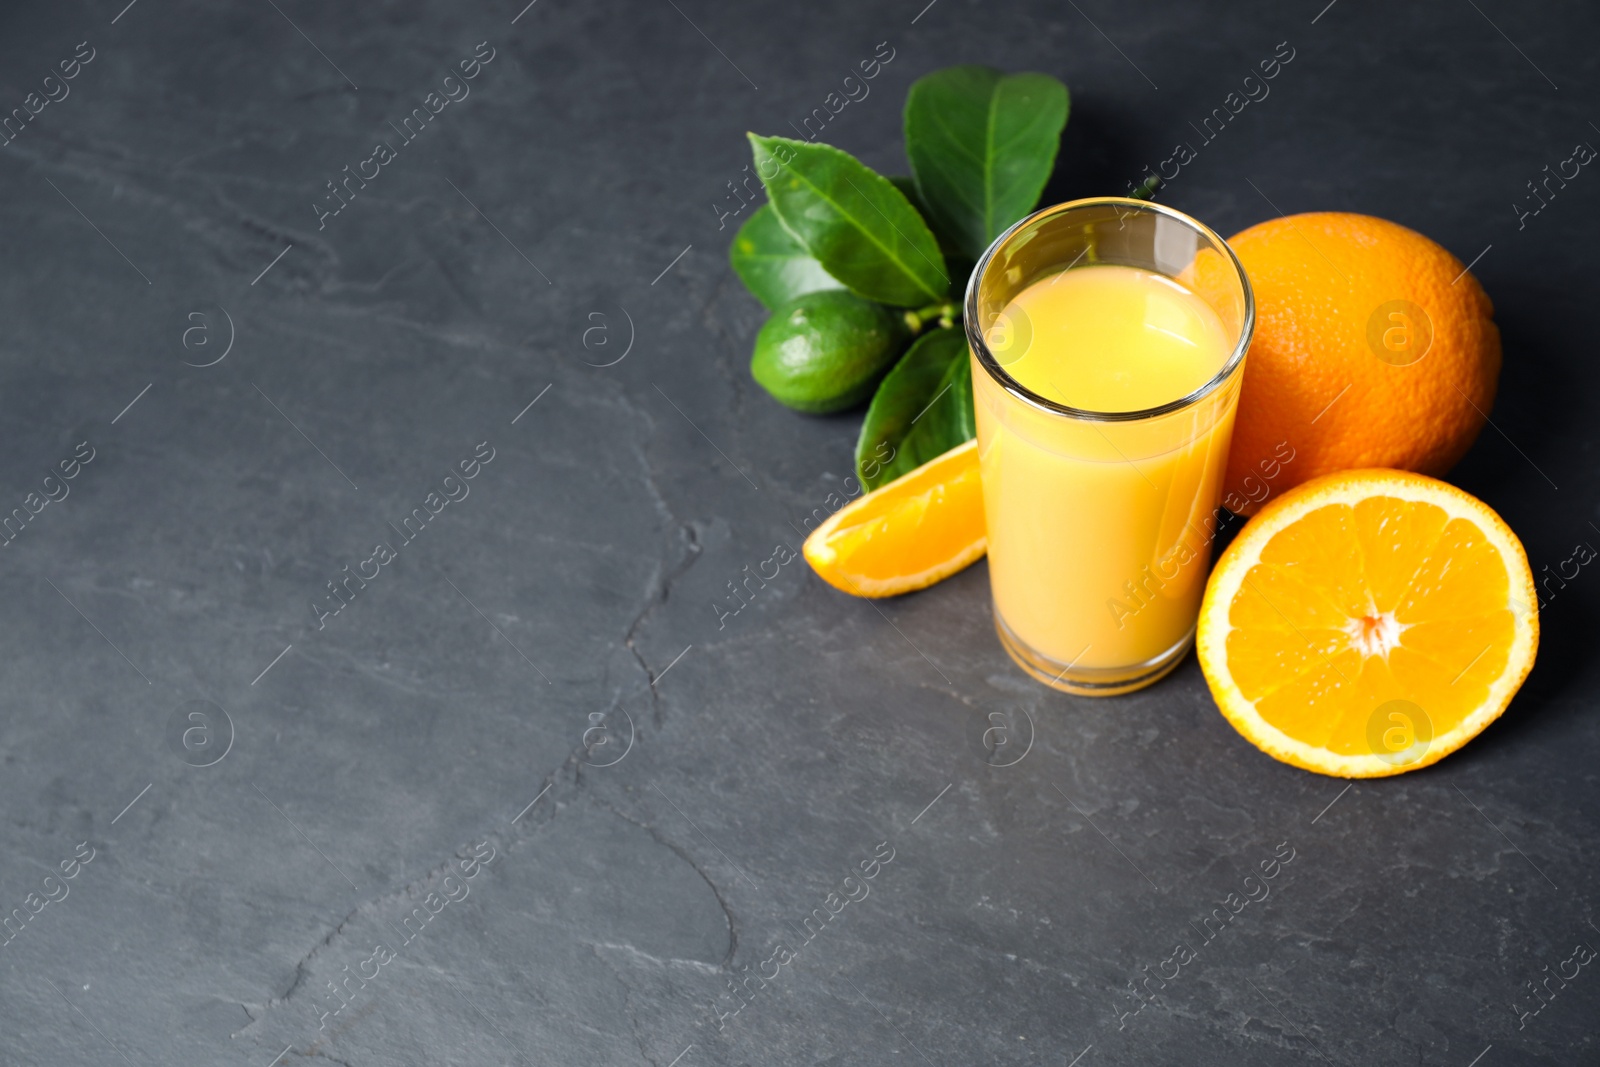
(751, 290), (910, 413)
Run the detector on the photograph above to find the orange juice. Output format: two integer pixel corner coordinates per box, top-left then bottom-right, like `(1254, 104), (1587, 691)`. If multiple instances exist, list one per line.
(1002, 265), (1230, 409)
(971, 253), (1247, 694)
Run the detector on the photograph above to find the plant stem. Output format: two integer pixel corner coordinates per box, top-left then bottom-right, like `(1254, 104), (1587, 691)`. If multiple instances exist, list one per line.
(904, 301), (960, 334)
(1129, 174), (1163, 201)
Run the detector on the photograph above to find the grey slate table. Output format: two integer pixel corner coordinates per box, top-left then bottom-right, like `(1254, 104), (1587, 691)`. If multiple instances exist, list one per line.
(0, 1), (1595, 1064)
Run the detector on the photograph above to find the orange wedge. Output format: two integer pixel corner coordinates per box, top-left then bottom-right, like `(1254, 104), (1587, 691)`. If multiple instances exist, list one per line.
(1197, 469), (1538, 778)
(804, 438), (985, 597)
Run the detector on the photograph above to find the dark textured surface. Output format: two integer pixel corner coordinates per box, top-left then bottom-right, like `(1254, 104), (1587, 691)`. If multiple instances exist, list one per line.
(0, 1), (1595, 1064)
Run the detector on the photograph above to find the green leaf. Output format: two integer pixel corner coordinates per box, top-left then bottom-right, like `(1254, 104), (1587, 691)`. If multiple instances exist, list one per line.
(748, 134), (948, 308)
(889, 176), (976, 300)
(856, 327), (975, 490)
(905, 66), (1070, 262)
(887, 175), (926, 215)
(729, 204), (842, 310)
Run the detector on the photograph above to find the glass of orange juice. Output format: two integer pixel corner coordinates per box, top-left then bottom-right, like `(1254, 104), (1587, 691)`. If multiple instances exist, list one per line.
(964, 197), (1254, 696)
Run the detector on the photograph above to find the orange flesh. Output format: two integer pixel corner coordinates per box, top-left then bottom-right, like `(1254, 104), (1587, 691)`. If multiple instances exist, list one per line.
(806, 440), (985, 596)
(1223, 496), (1515, 756)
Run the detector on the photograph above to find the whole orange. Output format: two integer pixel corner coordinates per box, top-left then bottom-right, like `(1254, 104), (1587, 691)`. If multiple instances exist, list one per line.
(1219, 212), (1500, 515)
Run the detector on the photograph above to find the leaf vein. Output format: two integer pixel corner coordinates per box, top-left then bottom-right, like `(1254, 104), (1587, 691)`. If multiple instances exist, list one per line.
(762, 143), (945, 303)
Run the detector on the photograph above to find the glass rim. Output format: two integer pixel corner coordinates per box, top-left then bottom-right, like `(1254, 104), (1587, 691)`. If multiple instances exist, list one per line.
(962, 196), (1256, 424)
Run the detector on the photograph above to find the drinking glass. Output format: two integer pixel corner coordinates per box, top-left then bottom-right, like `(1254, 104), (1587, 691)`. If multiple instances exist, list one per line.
(964, 197), (1255, 695)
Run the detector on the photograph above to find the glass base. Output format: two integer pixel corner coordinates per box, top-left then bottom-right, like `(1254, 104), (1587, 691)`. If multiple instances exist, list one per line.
(993, 609), (1194, 697)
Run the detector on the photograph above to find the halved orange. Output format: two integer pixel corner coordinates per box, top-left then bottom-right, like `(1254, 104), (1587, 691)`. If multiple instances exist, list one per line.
(804, 438), (985, 597)
(1197, 469), (1537, 777)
